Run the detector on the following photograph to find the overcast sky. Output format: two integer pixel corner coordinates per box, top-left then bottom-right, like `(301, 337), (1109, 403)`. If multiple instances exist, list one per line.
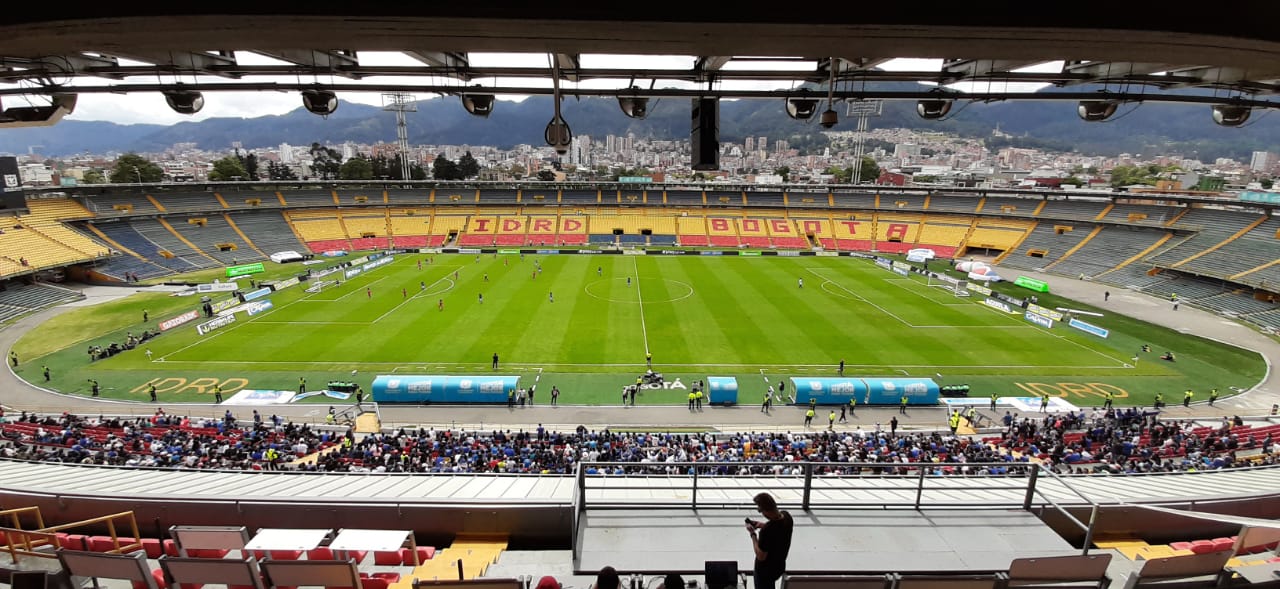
(1, 55), (1058, 126)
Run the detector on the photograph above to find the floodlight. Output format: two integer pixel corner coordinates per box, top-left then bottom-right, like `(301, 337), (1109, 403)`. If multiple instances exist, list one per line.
(1077, 100), (1119, 122)
(545, 117), (572, 155)
(461, 87), (495, 117)
(163, 89), (204, 115)
(819, 107), (839, 128)
(0, 94), (77, 128)
(301, 89), (338, 116)
(1211, 104), (1251, 127)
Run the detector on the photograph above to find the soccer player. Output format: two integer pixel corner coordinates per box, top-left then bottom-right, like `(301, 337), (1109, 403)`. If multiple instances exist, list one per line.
(798, 278), (803, 289)
(417, 259), (422, 270)
(838, 359), (844, 376)
(627, 277), (631, 286)
(420, 281), (426, 291)
(402, 288), (407, 299)
(484, 273), (489, 282)
(493, 353), (499, 369)
(438, 299), (444, 311)
(549, 292), (554, 303)
(478, 293), (483, 304)
(598, 266), (602, 276)
(366, 287), (372, 299)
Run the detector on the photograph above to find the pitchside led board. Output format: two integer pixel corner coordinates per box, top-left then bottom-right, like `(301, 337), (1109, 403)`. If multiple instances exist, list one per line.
(226, 262), (265, 278)
(789, 377), (940, 406)
(371, 375), (519, 403)
(0, 157), (29, 213)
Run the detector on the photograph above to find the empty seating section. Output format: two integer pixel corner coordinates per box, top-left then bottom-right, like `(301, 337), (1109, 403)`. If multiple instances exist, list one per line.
(1049, 227), (1168, 279)
(133, 219), (217, 267)
(981, 197), (1035, 217)
(0, 225), (99, 270)
(429, 216), (469, 246)
(1196, 292), (1276, 316)
(169, 216), (264, 265)
(1145, 209), (1264, 269)
(874, 214), (923, 254)
(613, 189), (647, 206)
(1037, 199), (1108, 220)
(734, 217), (772, 248)
(459, 215), (498, 246)
(764, 218), (807, 248)
(793, 216), (834, 249)
(832, 191), (875, 209)
(150, 192), (222, 213)
(435, 188), (476, 205)
(915, 219), (970, 257)
(388, 210), (433, 247)
(704, 215), (741, 247)
(881, 194), (926, 211)
(965, 223), (1031, 254)
(1147, 276), (1228, 301)
(24, 198), (94, 221)
(1098, 264), (1170, 290)
(18, 199), (111, 261)
(480, 190), (519, 204)
(520, 187), (558, 205)
(1104, 203), (1179, 226)
(926, 193), (981, 213)
(493, 215), (529, 246)
(282, 190), (338, 207)
(1181, 216), (1280, 284)
(0, 283), (83, 322)
(677, 216), (709, 246)
(561, 190), (598, 204)
(707, 191), (743, 207)
(666, 190), (703, 206)
(214, 190), (283, 210)
(831, 213), (875, 251)
(788, 191), (828, 208)
(90, 221), (202, 273)
(343, 213), (391, 250)
(227, 211), (308, 255)
(83, 193), (161, 216)
(386, 189), (432, 205)
(1248, 309), (1280, 330)
(998, 223), (1096, 271)
(288, 212), (352, 252)
(747, 191), (785, 206)
(335, 189), (382, 206)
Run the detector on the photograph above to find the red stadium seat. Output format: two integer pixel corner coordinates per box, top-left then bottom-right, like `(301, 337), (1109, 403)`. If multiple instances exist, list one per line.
(1188, 540), (1218, 554)
(141, 537), (165, 558)
(400, 547), (434, 564)
(269, 550), (303, 560)
(373, 551), (402, 565)
(306, 547), (334, 560)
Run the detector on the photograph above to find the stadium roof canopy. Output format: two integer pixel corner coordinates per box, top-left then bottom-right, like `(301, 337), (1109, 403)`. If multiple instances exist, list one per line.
(2, 5), (1280, 116)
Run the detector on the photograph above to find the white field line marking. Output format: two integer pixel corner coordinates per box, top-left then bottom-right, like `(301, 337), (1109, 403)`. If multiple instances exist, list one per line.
(153, 360), (1131, 370)
(371, 274), (458, 324)
(632, 255), (650, 355)
(808, 268), (919, 327)
(332, 276), (388, 301)
(883, 278), (970, 306)
(961, 291), (1132, 367)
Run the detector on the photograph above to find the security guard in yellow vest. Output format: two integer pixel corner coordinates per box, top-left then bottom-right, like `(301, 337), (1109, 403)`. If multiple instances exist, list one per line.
(989, 393), (997, 410)
(688, 391), (697, 411)
(965, 406), (977, 427)
(899, 394), (908, 414)
(1154, 392), (1164, 409)
(695, 389), (704, 410)
(948, 411), (961, 434)
(1184, 389), (1194, 407)
(804, 408), (815, 427)
(1209, 388), (1219, 406)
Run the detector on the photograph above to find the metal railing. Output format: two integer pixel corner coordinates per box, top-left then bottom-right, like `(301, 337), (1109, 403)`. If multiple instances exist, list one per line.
(575, 461), (1099, 553)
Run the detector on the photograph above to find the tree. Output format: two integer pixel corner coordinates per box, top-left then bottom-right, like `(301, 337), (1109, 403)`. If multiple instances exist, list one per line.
(432, 154), (461, 181)
(235, 151), (260, 181)
(408, 162), (428, 181)
(824, 165), (851, 183)
(1262, 178), (1274, 189)
(207, 156), (249, 181)
(339, 157), (374, 180)
(858, 156), (880, 184)
(308, 143), (343, 180)
(510, 164), (527, 179)
(536, 170), (557, 181)
(773, 166), (790, 182)
(458, 152), (480, 179)
(1062, 176), (1085, 187)
(264, 161), (298, 181)
(108, 153), (165, 184)
(81, 169), (106, 185)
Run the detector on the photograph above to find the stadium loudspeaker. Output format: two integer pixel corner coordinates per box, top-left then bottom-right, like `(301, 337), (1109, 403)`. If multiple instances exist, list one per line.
(691, 97), (719, 171)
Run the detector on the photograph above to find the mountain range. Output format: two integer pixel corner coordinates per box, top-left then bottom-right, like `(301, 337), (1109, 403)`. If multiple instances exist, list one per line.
(2, 85), (1279, 163)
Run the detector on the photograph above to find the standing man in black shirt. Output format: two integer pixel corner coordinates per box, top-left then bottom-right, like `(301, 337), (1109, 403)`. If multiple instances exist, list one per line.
(746, 492), (793, 589)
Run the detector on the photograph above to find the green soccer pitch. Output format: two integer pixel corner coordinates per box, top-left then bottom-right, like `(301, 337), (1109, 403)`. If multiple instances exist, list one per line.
(13, 252), (1265, 407)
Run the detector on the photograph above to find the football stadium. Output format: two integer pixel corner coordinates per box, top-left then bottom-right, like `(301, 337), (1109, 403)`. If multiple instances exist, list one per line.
(1, 6), (1280, 589)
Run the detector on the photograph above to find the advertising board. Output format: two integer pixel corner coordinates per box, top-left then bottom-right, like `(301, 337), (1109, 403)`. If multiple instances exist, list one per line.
(159, 310), (199, 331)
(1068, 318), (1110, 338)
(1025, 311), (1055, 329)
(196, 314), (236, 335)
(225, 262), (265, 278)
(1014, 276), (1050, 293)
(371, 375), (519, 403)
(982, 297), (1017, 314)
(196, 282), (239, 293)
(1027, 303), (1064, 321)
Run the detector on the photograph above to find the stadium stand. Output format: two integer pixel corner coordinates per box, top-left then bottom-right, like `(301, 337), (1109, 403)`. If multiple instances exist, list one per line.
(520, 187), (557, 205)
(149, 191), (224, 213)
(763, 218), (807, 249)
(480, 189), (519, 205)
(998, 222), (1097, 272)
(734, 217), (771, 248)
(211, 189), (285, 210)
(914, 217), (971, 258)
(873, 213), (923, 254)
(676, 214), (709, 246)
(386, 189), (432, 205)
(83, 220), (202, 273)
(493, 215), (529, 246)
(388, 209), (434, 247)
(925, 193), (982, 213)
(561, 189), (598, 204)
(0, 283), (83, 322)
(1103, 203), (1180, 227)
(282, 189), (340, 208)
(1146, 209), (1264, 266)
(747, 191), (785, 207)
(343, 212), (392, 250)
(705, 215), (741, 247)
(167, 215), (266, 266)
(980, 196), (1037, 217)
(665, 190), (703, 206)
(287, 211), (353, 253)
(428, 215), (469, 246)
(1179, 216), (1280, 284)
(832, 191), (876, 210)
(707, 191), (744, 207)
(831, 213), (875, 251)
(1036, 199), (1109, 220)
(81, 193), (163, 217)
(336, 189), (383, 206)
(459, 215), (498, 246)
(435, 188), (476, 205)
(881, 194), (926, 211)
(1047, 226), (1169, 280)
(227, 211), (309, 256)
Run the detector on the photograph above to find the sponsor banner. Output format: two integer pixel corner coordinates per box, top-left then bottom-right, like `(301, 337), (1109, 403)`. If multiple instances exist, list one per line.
(197, 282), (239, 293)
(361, 255), (394, 272)
(816, 251), (839, 257)
(740, 251), (762, 257)
(1069, 318), (1110, 338)
(497, 249), (520, 254)
(874, 257), (891, 269)
(1014, 275), (1050, 293)
(294, 390), (351, 401)
(700, 251), (723, 256)
(311, 266), (340, 278)
(1027, 303), (1064, 321)
(224, 389), (297, 405)
(982, 297), (1018, 314)
(777, 251), (801, 257)
(706, 376), (739, 404)
(622, 249), (645, 255)
(348, 255), (370, 266)
(907, 248), (936, 260)
(458, 248), (481, 254)
(371, 374), (519, 403)
(159, 309), (199, 331)
(906, 252), (929, 263)
(790, 377), (939, 405)
(196, 314), (237, 335)
(1025, 311), (1055, 329)
(303, 259), (326, 266)
(210, 298), (240, 314)
(269, 277), (300, 291)
(969, 283), (992, 296)
(932, 273), (960, 285)
(246, 300), (274, 316)
(578, 249), (603, 255)
(243, 287), (272, 302)
(225, 262), (265, 278)
(344, 267), (363, 279)
(993, 292), (1025, 307)
(892, 266), (910, 276)
(536, 249), (560, 255)
(320, 250), (347, 257)
(659, 250), (687, 255)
